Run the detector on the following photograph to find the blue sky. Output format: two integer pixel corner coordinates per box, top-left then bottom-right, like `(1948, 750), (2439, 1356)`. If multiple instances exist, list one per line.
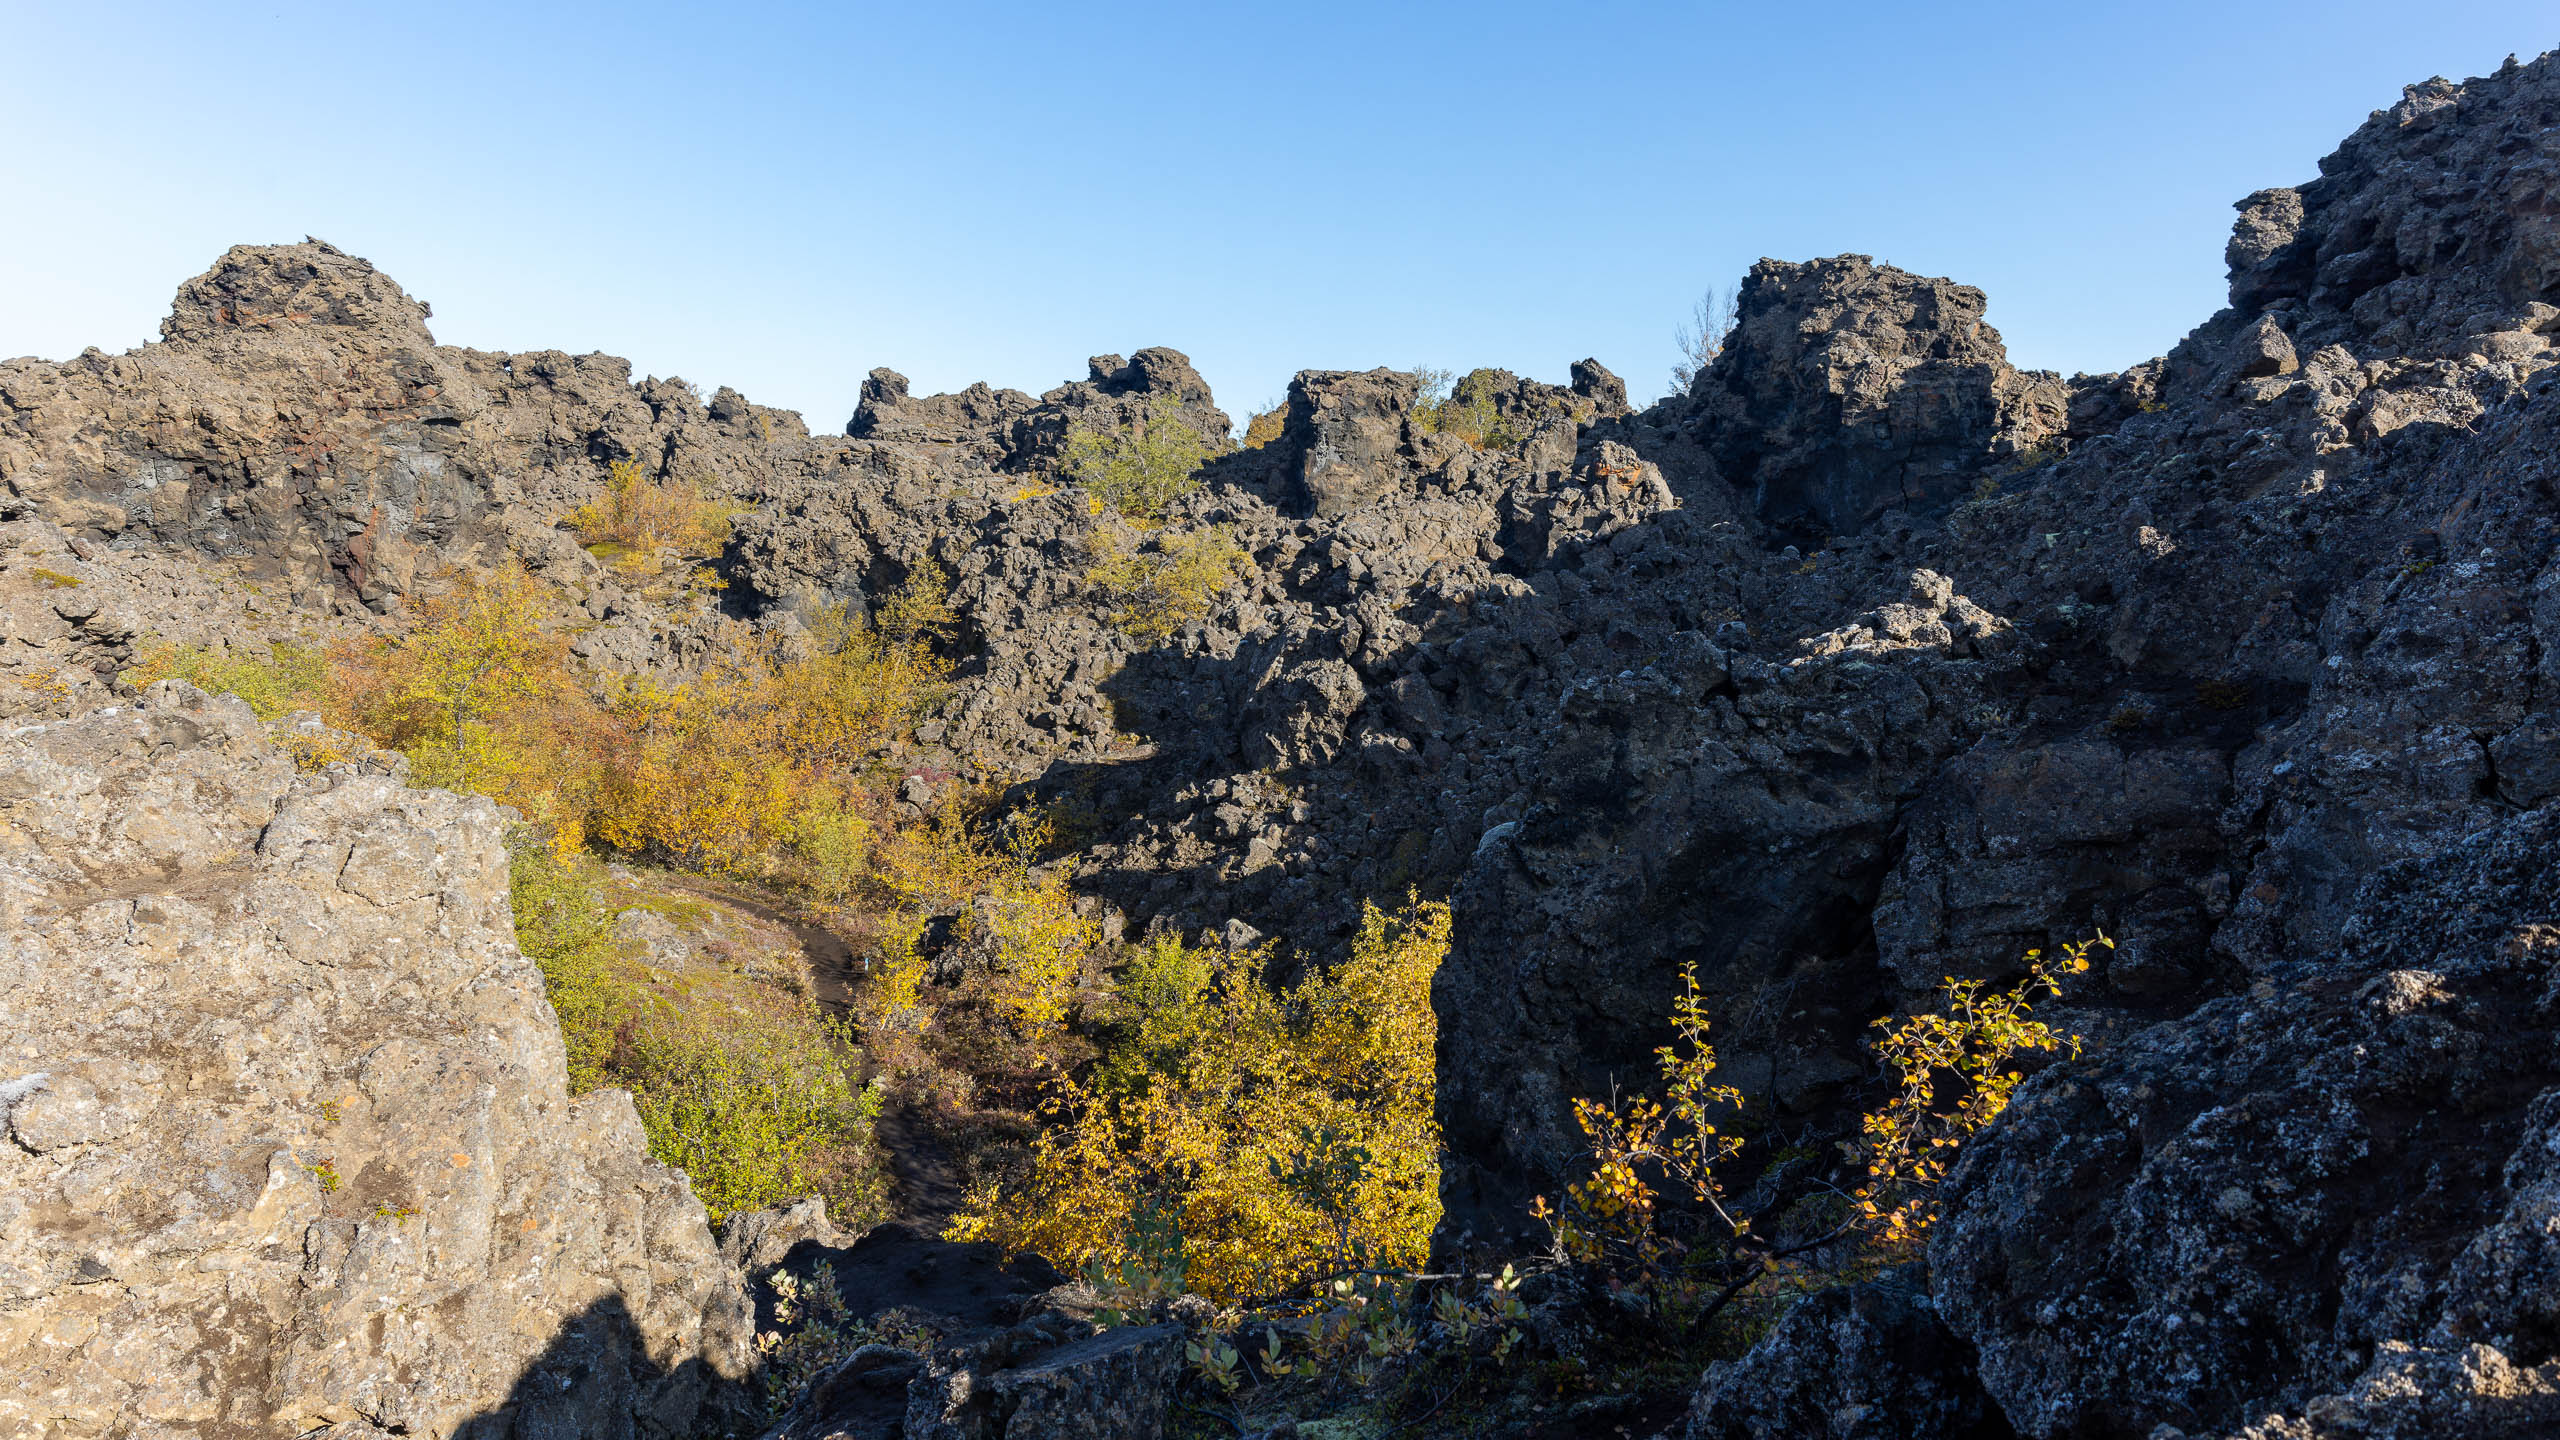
(4, 3), (2554, 428)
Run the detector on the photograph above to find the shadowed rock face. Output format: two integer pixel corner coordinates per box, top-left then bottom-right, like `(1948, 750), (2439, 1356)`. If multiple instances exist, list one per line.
(1681, 254), (2071, 540)
(3, 46), (2560, 1440)
(1928, 803), (2560, 1440)
(0, 682), (753, 1437)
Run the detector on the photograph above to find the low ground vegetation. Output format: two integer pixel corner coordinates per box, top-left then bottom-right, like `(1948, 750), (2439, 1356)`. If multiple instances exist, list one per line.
(123, 556), (1063, 1224)
(569, 458), (737, 594)
(969, 930), (2103, 1436)
(510, 843), (888, 1221)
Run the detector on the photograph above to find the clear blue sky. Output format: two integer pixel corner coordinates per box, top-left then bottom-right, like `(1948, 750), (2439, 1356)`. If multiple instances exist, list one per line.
(4, 3), (2554, 428)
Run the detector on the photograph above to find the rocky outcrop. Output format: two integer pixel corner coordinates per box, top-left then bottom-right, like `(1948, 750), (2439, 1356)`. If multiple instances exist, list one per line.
(846, 348), (1229, 480)
(1931, 802), (2560, 1440)
(1679, 1267), (2010, 1440)
(0, 240), (807, 622)
(1668, 48), (2560, 1440)
(1281, 367), (1422, 517)
(741, 1220), (1181, 1440)
(0, 682), (752, 1438)
(6, 44), (2560, 1440)
(1675, 255), (2071, 539)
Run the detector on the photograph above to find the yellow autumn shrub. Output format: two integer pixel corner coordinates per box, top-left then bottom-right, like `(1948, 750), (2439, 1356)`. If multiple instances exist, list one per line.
(590, 601), (950, 877)
(1851, 938), (2100, 1245)
(1537, 959), (1746, 1276)
(1085, 525), (1249, 641)
(1541, 937), (2102, 1320)
(329, 564), (610, 850)
(862, 807), (1094, 1038)
(949, 896), (1449, 1303)
(980, 849), (1096, 1034)
(874, 559), (957, 645)
(1240, 403), (1287, 450)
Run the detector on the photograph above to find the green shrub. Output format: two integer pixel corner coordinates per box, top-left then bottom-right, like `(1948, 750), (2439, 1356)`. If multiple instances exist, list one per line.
(125, 639), (326, 719)
(629, 1006), (884, 1222)
(1060, 400), (1217, 518)
(874, 559), (957, 646)
(1092, 932), (1216, 1097)
(1410, 367), (1524, 450)
(507, 839), (626, 1092)
(505, 837), (888, 1223)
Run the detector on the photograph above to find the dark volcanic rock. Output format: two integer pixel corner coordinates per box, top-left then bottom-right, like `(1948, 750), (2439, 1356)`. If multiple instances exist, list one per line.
(9, 45), (2560, 1440)
(746, 1222), (1181, 1440)
(1286, 367), (1423, 517)
(1678, 254), (2070, 539)
(1668, 48), (2560, 1440)
(1930, 803), (2560, 1439)
(1680, 1266), (2010, 1440)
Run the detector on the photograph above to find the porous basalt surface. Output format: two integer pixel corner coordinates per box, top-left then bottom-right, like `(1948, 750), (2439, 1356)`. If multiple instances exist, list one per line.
(0, 682), (754, 1438)
(3, 46), (2560, 1440)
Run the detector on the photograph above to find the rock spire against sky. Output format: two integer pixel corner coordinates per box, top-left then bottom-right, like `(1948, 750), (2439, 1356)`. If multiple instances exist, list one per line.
(3, 2), (2556, 424)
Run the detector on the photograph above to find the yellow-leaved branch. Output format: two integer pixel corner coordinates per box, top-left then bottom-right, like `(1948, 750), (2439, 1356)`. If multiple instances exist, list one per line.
(949, 896), (1450, 1305)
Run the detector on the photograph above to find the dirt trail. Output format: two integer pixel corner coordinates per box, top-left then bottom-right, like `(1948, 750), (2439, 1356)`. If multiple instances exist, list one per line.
(872, 1096), (971, 1226)
(647, 872), (864, 1012)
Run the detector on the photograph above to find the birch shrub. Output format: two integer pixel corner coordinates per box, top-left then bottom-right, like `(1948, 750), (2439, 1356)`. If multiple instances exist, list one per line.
(949, 897), (1451, 1304)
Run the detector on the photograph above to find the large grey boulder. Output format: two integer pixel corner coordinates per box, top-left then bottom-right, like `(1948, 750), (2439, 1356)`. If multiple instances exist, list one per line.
(0, 682), (754, 1438)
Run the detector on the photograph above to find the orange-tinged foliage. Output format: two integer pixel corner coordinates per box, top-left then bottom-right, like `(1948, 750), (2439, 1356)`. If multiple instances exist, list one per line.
(863, 807), (1097, 1037)
(1541, 937), (2100, 1311)
(1541, 960), (1746, 1273)
(593, 603), (950, 879)
(949, 897), (1448, 1304)
(329, 564), (609, 851)
(1240, 404), (1286, 450)
(324, 567), (954, 892)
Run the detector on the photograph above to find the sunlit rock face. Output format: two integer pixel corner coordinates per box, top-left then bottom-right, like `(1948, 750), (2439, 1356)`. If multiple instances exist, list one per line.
(0, 681), (753, 1439)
